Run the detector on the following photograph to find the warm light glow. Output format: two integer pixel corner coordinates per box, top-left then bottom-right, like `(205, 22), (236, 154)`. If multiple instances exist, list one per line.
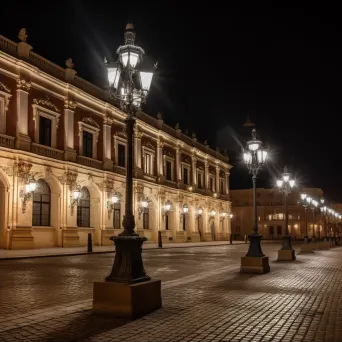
(164, 202), (171, 211)
(229, 213), (233, 219)
(198, 208), (203, 215)
(312, 200), (318, 207)
(73, 190), (80, 200)
(289, 179), (295, 188)
(306, 196), (312, 204)
(220, 212), (227, 218)
(283, 174), (290, 182)
(121, 51), (139, 68)
(320, 198), (325, 204)
(188, 186), (193, 191)
(183, 205), (189, 214)
(243, 151), (252, 165)
(111, 195), (119, 204)
(210, 209), (216, 216)
(248, 142), (260, 151)
(141, 199), (149, 208)
(276, 180), (283, 188)
(25, 183), (31, 193)
(300, 193), (307, 200)
(107, 67), (120, 89)
(294, 224), (298, 228)
(140, 71), (153, 91)
(257, 149), (267, 163)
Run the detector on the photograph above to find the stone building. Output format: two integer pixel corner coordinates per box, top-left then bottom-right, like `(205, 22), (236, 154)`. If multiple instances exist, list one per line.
(0, 29), (232, 249)
(230, 187), (324, 240)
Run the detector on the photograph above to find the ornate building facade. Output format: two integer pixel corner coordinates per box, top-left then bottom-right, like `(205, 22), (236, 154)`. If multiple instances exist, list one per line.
(230, 188), (324, 240)
(0, 30), (232, 249)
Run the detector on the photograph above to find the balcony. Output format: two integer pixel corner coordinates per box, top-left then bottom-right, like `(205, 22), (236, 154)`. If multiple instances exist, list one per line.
(77, 155), (102, 170)
(0, 134), (14, 149)
(31, 143), (64, 160)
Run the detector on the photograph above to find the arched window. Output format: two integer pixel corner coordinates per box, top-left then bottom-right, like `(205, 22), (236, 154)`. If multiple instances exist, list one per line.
(77, 187), (90, 227)
(32, 179), (51, 226)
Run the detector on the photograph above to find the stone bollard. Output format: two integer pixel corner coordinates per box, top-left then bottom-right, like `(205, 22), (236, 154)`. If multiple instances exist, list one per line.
(87, 233), (93, 253)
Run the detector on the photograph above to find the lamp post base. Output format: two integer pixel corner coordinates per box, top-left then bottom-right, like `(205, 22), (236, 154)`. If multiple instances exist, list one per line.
(240, 234), (270, 274)
(158, 230), (162, 248)
(93, 235), (162, 318)
(277, 235), (296, 261)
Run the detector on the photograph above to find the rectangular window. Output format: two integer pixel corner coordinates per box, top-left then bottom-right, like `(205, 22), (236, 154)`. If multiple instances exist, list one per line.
(118, 144), (126, 167)
(197, 172), (203, 189)
(183, 216), (186, 231)
(113, 203), (121, 229)
(165, 214), (169, 230)
(220, 179), (224, 194)
(82, 131), (93, 158)
(143, 211), (149, 229)
(269, 226), (274, 235)
(144, 154), (152, 175)
(183, 167), (189, 185)
(277, 226), (282, 235)
(39, 116), (52, 147)
(166, 161), (172, 180)
(210, 176), (215, 192)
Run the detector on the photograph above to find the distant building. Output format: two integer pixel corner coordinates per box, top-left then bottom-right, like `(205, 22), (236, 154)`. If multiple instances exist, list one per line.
(230, 188), (324, 240)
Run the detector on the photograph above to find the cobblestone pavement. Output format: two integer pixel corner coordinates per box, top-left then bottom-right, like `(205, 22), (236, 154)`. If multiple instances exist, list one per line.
(0, 243), (342, 341)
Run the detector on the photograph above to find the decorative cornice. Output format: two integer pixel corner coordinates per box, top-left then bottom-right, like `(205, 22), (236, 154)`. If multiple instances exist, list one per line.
(0, 166), (14, 177)
(82, 117), (100, 128)
(115, 128), (127, 138)
(64, 98), (77, 110)
(143, 141), (156, 152)
(0, 82), (11, 93)
(14, 162), (32, 181)
(16, 78), (31, 91)
(165, 151), (174, 158)
(33, 96), (60, 112)
(58, 171), (78, 187)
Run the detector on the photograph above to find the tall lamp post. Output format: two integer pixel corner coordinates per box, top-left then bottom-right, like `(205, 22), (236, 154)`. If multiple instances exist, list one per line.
(320, 204), (328, 242)
(240, 129), (269, 274)
(276, 166), (296, 261)
(299, 193), (310, 244)
(309, 199), (318, 243)
(93, 23), (161, 318)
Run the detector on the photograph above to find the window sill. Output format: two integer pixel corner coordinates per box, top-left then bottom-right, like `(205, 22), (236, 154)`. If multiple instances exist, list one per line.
(32, 226), (54, 229)
(143, 174), (156, 182)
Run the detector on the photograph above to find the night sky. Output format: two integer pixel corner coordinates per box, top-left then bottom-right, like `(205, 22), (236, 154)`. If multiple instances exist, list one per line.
(2, 3), (341, 202)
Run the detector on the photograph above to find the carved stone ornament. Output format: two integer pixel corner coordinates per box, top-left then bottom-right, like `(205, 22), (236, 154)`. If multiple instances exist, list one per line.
(182, 156), (191, 164)
(18, 28), (28, 42)
(177, 193), (184, 203)
(82, 117), (100, 128)
(175, 123), (180, 130)
(0, 166), (14, 177)
(16, 78), (31, 91)
(157, 140), (164, 149)
(65, 58), (74, 69)
(33, 96), (60, 113)
(134, 184), (144, 195)
(165, 151), (174, 158)
(143, 141), (156, 151)
(134, 131), (143, 139)
(64, 98), (77, 110)
(100, 179), (114, 192)
(0, 82), (10, 93)
(58, 171), (78, 187)
(192, 132), (197, 139)
(157, 112), (163, 120)
(14, 162), (32, 181)
(115, 128), (127, 138)
(103, 117), (113, 125)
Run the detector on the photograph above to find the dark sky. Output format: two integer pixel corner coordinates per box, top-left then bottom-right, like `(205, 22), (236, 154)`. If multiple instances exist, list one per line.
(2, 3), (342, 202)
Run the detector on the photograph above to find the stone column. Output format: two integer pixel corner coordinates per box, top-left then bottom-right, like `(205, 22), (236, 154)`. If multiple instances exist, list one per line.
(176, 147), (182, 184)
(134, 130), (143, 178)
(191, 156), (197, 187)
(204, 161), (209, 190)
(15, 79), (31, 151)
(64, 99), (77, 162)
(157, 140), (164, 180)
(225, 171), (230, 195)
(216, 166), (220, 194)
(103, 118), (113, 171)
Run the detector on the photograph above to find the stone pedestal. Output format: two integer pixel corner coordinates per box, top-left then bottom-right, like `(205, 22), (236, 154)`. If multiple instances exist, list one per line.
(93, 279), (162, 318)
(318, 242), (330, 250)
(64, 148), (77, 162)
(240, 256), (270, 274)
(299, 244), (314, 253)
(103, 159), (114, 172)
(15, 133), (31, 152)
(10, 227), (34, 249)
(277, 249), (296, 261)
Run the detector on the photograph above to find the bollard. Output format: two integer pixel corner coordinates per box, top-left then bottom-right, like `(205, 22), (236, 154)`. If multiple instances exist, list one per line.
(87, 233), (93, 253)
(244, 234), (248, 243)
(230, 234), (233, 245)
(158, 230), (163, 248)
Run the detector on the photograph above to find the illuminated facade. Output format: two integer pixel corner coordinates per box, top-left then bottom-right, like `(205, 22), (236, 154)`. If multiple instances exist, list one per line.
(0, 30), (232, 249)
(230, 187), (324, 240)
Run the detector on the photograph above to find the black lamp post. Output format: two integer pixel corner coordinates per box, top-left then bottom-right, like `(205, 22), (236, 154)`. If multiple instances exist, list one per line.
(105, 23), (155, 283)
(309, 198), (318, 243)
(299, 193), (310, 244)
(276, 166), (296, 261)
(240, 129), (269, 274)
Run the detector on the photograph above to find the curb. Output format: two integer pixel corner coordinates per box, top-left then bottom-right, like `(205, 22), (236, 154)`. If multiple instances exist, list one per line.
(0, 242), (246, 261)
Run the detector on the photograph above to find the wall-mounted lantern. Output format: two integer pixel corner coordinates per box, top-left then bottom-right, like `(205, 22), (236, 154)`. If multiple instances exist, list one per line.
(20, 179), (37, 214)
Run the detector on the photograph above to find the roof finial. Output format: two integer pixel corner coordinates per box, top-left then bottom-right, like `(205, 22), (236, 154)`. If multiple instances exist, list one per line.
(18, 28), (28, 42)
(125, 22), (136, 45)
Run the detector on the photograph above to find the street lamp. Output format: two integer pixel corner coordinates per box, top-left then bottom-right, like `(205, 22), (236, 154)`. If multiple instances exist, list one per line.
(276, 166), (296, 261)
(241, 129), (269, 274)
(320, 204), (328, 242)
(93, 23), (161, 318)
(299, 193), (309, 244)
(309, 198), (318, 243)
